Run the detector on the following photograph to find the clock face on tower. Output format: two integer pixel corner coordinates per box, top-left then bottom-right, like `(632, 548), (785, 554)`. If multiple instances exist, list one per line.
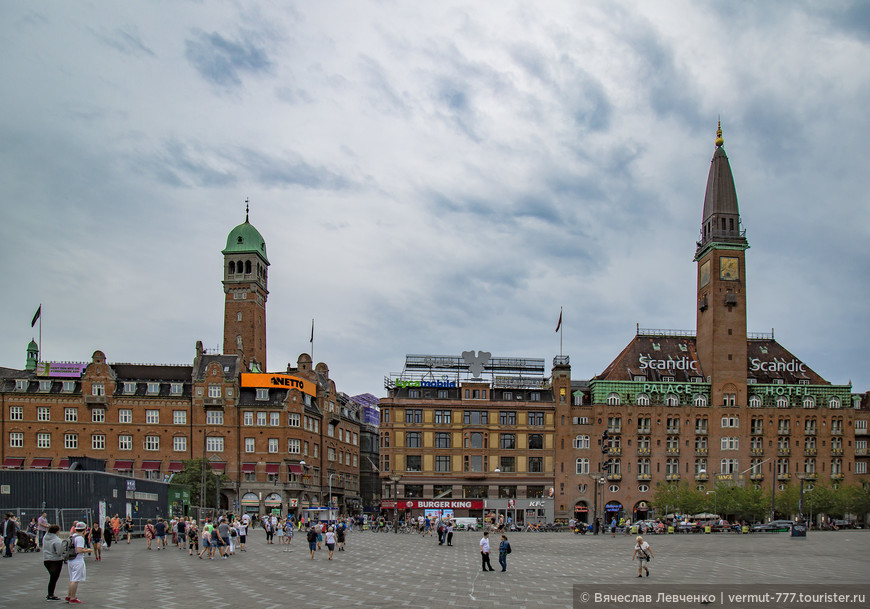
(719, 256), (739, 281)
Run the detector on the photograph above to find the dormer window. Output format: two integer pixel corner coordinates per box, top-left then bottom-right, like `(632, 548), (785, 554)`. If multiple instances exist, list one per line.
(39, 380), (52, 392)
(124, 382), (137, 394)
(147, 383), (160, 395)
(15, 379), (27, 392)
(170, 383), (183, 396)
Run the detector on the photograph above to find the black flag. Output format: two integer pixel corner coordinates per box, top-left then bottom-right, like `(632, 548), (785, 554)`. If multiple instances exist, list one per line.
(31, 305), (41, 327)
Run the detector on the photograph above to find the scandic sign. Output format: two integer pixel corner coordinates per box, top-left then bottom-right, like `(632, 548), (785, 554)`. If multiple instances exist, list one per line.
(240, 373), (317, 397)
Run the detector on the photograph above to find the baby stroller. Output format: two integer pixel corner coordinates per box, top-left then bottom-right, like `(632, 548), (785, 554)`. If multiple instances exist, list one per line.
(16, 530), (38, 552)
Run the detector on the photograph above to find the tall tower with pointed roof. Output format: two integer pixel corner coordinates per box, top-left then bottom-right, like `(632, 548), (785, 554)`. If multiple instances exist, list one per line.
(694, 123), (749, 408)
(222, 203), (269, 371)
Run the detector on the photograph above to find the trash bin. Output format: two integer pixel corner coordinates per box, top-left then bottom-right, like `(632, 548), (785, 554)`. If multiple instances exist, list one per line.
(630, 525), (638, 534)
(741, 525), (749, 534)
(791, 522), (807, 538)
(704, 525), (712, 534)
(667, 526), (674, 534)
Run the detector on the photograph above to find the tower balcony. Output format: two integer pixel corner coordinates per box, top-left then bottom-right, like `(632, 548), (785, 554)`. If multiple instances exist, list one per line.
(666, 447), (680, 456)
(636, 473), (651, 481)
(777, 448), (791, 456)
(804, 447), (817, 456)
(695, 448), (708, 457)
(856, 448), (868, 456)
(749, 473), (764, 481)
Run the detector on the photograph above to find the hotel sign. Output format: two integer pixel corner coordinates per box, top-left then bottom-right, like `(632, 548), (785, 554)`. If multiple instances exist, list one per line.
(240, 373), (317, 397)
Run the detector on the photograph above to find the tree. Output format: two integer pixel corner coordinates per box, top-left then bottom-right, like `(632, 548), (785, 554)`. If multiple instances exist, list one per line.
(675, 483), (706, 516)
(651, 482), (680, 517)
(171, 458), (229, 507)
(845, 483), (870, 523)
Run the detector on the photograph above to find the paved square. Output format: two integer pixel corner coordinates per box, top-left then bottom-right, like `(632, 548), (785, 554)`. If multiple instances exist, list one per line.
(3, 529), (868, 608)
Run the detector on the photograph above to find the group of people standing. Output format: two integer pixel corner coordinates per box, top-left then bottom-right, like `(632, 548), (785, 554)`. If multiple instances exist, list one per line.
(305, 522), (347, 559)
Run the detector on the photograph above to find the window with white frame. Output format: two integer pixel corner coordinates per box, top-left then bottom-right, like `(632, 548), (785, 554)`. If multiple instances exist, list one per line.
(721, 416), (739, 428)
(270, 412), (279, 426)
(856, 462), (867, 474)
(338, 428), (344, 442)
(208, 385), (221, 398)
(65, 408), (78, 422)
(124, 382), (137, 394)
(749, 395), (762, 408)
(91, 434), (105, 450)
(256, 388), (269, 401)
(723, 393), (736, 407)
(268, 438), (278, 453)
(92, 408), (105, 423)
(245, 438), (255, 453)
(776, 396), (789, 408)
(15, 379), (27, 391)
(288, 413), (300, 427)
(288, 439), (301, 454)
(37, 432), (51, 448)
(856, 420), (868, 432)
(205, 436), (223, 452)
(720, 458), (739, 474)
(145, 410), (159, 424)
(118, 435), (132, 450)
(573, 435), (590, 449)
(91, 383), (105, 396)
(147, 382), (160, 395)
(9, 406), (22, 421)
(636, 393), (650, 406)
(665, 394), (679, 407)
(606, 393), (621, 406)
(145, 436), (160, 451)
(803, 396), (816, 409)
(353, 432), (359, 445)
(62, 381), (75, 393)
(327, 423), (335, 437)
(256, 412), (267, 426)
(694, 394), (708, 407)
(243, 411), (253, 426)
(173, 410), (186, 425)
(9, 432), (23, 448)
(118, 409), (132, 423)
(39, 380), (52, 392)
(38, 407), (50, 421)
(828, 397), (841, 409)
(206, 410), (224, 425)
(65, 433), (78, 450)
(327, 447), (336, 461)
(353, 454), (358, 467)
(170, 383), (183, 396)
(721, 437), (739, 450)
(173, 436), (187, 452)
(575, 458), (589, 474)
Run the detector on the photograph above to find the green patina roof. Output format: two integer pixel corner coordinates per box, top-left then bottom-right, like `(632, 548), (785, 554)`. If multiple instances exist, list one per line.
(28, 339), (38, 350)
(222, 220), (269, 264)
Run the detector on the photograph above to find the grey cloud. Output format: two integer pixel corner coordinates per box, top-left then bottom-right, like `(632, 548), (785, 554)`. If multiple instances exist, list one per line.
(90, 26), (155, 56)
(137, 140), (237, 188)
(238, 148), (352, 191)
(184, 29), (272, 88)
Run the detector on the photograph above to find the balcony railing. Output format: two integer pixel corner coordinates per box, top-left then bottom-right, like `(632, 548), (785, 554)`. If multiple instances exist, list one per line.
(607, 447), (622, 456)
(856, 448), (868, 456)
(831, 429), (844, 436)
(856, 428), (868, 436)
(84, 394), (108, 405)
(695, 472), (708, 481)
(804, 429), (817, 436)
(203, 397), (225, 408)
(695, 448), (708, 456)
(749, 473), (764, 481)
(637, 427), (651, 435)
(665, 473), (681, 481)
(804, 448), (817, 456)
(607, 474), (622, 481)
(637, 448), (651, 456)
(607, 427), (622, 434)
(832, 448), (844, 456)
(636, 473), (651, 481)
(751, 429), (764, 436)
(750, 448), (764, 456)
(831, 473), (845, 480)
(777, 473), (791, 481)
(695, 429), (708, 435)
(777, 448), (791, 456)
(666, 428), (680, 434)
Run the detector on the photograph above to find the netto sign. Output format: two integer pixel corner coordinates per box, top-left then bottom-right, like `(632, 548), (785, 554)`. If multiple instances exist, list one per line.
(240, 373), (317, 397)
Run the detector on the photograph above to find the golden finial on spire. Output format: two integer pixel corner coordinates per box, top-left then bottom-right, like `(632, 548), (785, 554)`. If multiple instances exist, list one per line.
(715, 118), (724, 147)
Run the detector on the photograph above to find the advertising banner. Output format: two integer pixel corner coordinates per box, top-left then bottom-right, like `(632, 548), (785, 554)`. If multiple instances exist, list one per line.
(36, 362), (87, 377)
(240, 373), (317, 397)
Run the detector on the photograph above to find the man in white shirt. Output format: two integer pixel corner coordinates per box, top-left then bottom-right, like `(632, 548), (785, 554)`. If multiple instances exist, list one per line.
(479, 531), (494, 572)
(66, 522), (92, 603)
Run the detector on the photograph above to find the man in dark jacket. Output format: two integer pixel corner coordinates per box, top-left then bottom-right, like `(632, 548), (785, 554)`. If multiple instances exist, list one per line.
(3, 513), (18, 557)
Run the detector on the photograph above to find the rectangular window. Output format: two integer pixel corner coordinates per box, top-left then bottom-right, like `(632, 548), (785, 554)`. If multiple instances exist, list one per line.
(9, 432), (24, 448)
(500, 456), (516, 473)
(721, 416), (739, 428)
(721, 437), (739, 450)
(91, 434), (105, 450)
(91, 383), (105, 396)
(405, 409), (423, 424)
(313, 443), (319, 458)
(268, 438), (278, 453)
(406, 455), (422, 472)
(173, 436), (187, 452)
(435, 432), (451, 448)
(528, 411), (544, 426)
(256, 388), (269, 401)
(406, 432), (422, 448)
(205, 437), (224, 452)
(39, 380), (52, 392)
(463, 410), (488, 425)
(147, 382), (160, 395)
(500, 411), (516, 426)
(65, 408), (78, 422)
(243, 411), (253, 426)
(288, 413), (301, 427)
(303, 441), (309, 455)
(124, 382), (137, 394)
(353, 433), (359, 445)
(245, 438), (255, 453)
(170, 383), (183, 396)
(530, 392), (541, 401)
(91, 408), (105, 423)
(257, 412), (267, 426)
(499, 434), (516, 449)
(37, 432), (51, 448)
(206, 410), (224, 425)
(208, 385), (221, 398)
(9, 406), (22, 421)
(145, 410), (159, 424)
(528, 457), (543, 473)
(435, 410), (452, 424)
(145, 436), (160, 451)
(119, 409), (132, 423)
(173, 410), (187, 425)
(38, 407), (50, 421)
(382, 409), (390, 424)
(438, 390), (448, 399)
(64, 433), (78, 450)
(288, 439), (301, 454)
(62, 381), (75, 393)
(118, 435), (132, 451)
(856, 462), (867, 474)
(327, 447), (336, 462)
(328, 423), (336, 437)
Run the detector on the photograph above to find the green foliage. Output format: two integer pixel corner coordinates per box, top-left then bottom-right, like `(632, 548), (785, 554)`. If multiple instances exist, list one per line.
(170, 458), (229, 508)
(845, 483), (870, 518)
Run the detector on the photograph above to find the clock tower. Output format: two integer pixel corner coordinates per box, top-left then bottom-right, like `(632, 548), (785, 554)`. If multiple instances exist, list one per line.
(222, 204), (269, 371)
(694, 123), (749, 408)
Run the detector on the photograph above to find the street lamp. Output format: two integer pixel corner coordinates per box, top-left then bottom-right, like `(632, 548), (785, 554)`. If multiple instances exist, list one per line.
(328, 472), (339, 525)
(590, 473), (602, 534)
(795, 473), (809, 524)
(388, 472), (402, 534)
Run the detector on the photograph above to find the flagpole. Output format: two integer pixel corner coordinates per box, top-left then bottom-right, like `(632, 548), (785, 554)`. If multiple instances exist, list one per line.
(310, 318), (314, 363)
(559, 306), (563, 356)
(39, 308), (42, 363)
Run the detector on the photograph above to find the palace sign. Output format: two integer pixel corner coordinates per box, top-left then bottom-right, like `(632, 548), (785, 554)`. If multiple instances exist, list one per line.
(240, 373), (317, 397)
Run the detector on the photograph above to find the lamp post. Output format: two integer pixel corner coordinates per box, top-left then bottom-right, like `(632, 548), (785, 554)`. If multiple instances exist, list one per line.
(328, 472), (339, 525)
(795, 473), (808, 524)
(590, 473), (602, 534)
(388, 472), (402, 534)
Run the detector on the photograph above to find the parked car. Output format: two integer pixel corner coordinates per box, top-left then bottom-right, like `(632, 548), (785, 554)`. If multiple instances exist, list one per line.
(751, 520), (793, 532)
(832, 520), (856, 529)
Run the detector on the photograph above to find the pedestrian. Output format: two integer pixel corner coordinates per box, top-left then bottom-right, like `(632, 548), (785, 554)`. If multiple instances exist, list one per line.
(198, 522), (211, 559)
(144, 519), (155, 550)
(446, 520), (454, 546)
(90, 522), (102, 561)
(124, 517), (133, 544)
(479, 531), (495, 572)
(238, 518), (247, 552)
(498, 535), (511, 572)
(217, 519), (231, 559)
(37, 512), (50, 549)
(111, 514), (121, 543)
(325, 526), (336, 560)
(177, 517), (187, 550)
(155, 517), (167, 549)
(316, 522), (323, 550)
(66, 521), (92, 603)
(2, 513), (18, 557)
(306, 527), (317, 559)
(336, 524), (345, 552)
(42, 524), (64, 601)
(103, 519), (113, 551)
(170, 517), (178, 547)
(610, 517), (617, 538)
(187, 521), (199, 556)
(632, 535), (653, 578)
(276, 517), (285, 545)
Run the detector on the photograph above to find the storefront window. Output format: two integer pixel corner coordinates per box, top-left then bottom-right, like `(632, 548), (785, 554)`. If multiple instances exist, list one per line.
(498, 486), (516, 499)
(527, 485), (545, 498)
(404, 485), (423, 498)
(463, 485), (487, 499)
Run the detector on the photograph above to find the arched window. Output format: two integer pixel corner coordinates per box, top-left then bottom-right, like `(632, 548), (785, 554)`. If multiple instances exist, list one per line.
(828, 397), (841, 409)
(573, 435), (590, 449)
(229, 261), (235, 274)
(636, 393), (650, 406)
(606, 393), (621, 406)
(749, 395), (762, 408)
(245, 260), (252, 274)
(803, 396), (816, 409)
(469, 432), (484, 449)
(665, 394), (679, 407)
(777, 396), (789, 408)
(528, 434), (543, 450)
(575, 458), (589, 475)
(694, 394), (708, 407)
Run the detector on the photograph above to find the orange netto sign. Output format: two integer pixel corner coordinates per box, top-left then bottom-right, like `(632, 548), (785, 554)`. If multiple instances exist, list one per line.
(240, 373), (317, 397)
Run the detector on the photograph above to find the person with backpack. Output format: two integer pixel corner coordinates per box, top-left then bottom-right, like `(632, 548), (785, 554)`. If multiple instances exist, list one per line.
(306, 526), (317, 559)
(42, 524), (64, 601)
(65, 521), (92, 603)
(498, 535), (511, 572)
(632, 535), (654, 578)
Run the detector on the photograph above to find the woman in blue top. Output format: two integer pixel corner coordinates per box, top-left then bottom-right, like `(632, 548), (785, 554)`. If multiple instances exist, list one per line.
(498, 535), (511, 572)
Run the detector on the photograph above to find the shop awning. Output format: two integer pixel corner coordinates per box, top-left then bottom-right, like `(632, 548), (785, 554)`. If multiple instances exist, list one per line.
(30, 458), (53, 469)
(113, 460), (134, 470)
(210, 462), (226, 473)
(58, 458), (69, 469)
(2, 458), (24, 469)
(140, 461), (161, 471)
(265, 463), (280, 474)
(241, 463), (256, 473)
(287, 464), (304, 474)
(168, 462), (184, 473)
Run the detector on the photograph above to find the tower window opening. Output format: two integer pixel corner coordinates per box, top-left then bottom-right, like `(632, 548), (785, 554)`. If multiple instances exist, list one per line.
(729, 218), (734, 231)
(229, 261), (235, 274)
(245, 260), (252, 274)
(721, 218), (726, 231)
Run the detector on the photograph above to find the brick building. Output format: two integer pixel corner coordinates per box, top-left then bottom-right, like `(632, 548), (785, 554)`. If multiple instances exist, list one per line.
(0, 212), (362, 517)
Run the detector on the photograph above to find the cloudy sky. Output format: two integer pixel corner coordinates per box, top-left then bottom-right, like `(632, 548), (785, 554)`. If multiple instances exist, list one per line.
(2, 1), (868, 397)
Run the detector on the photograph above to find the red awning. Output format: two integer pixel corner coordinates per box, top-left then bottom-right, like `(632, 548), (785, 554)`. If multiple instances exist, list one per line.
(140, 461), (161, 471)
(241, 463), (256, 473)
(30, 458), (53, 469)
(210, 462), (226, 473)
(287, 464), (303, 474)
(58, 458), (69, 469)
(113, 460), (134, 470)
(265, 463), (280, 474)
(2, 458), (24, 469)
(168, 462), (184, 473)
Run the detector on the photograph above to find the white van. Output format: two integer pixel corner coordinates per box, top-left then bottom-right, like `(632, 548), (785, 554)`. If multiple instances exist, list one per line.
(452, 517), (479, 530)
